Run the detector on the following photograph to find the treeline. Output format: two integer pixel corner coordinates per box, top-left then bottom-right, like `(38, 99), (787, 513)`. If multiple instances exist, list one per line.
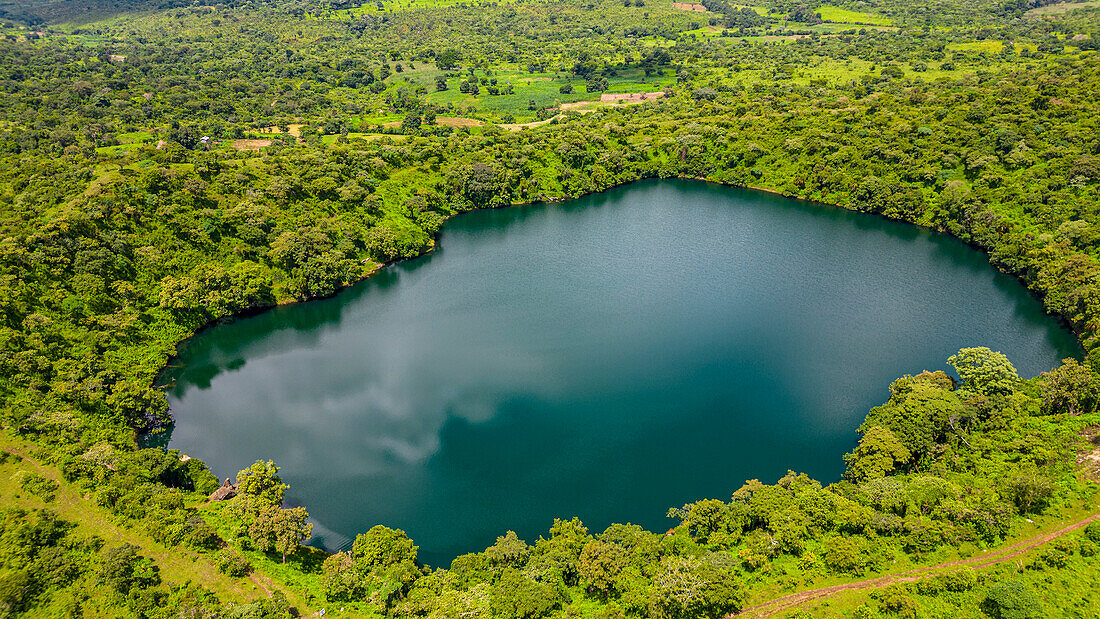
(12, 347), (1095, 617)
(0, 0), (1098, 615)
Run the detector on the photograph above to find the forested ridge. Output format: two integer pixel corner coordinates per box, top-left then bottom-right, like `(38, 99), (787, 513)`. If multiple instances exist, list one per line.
(1, 0), (1100, 616)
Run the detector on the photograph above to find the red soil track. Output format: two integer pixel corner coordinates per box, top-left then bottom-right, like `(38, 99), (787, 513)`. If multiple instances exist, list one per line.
(727, 513), (1100, 618)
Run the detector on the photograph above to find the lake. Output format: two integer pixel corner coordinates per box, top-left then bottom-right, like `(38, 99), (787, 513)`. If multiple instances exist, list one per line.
(161, 179), (1080, 566)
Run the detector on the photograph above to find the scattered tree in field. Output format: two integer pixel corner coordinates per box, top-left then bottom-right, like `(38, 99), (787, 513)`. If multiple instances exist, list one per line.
(248, 505), (312, 563)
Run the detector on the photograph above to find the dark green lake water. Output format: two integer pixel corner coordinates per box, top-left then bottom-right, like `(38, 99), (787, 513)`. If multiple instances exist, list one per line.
(162, 179), (1080, 566)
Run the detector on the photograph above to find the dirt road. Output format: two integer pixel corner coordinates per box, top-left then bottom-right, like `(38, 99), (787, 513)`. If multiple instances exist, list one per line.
(729, 513), (1100, 618)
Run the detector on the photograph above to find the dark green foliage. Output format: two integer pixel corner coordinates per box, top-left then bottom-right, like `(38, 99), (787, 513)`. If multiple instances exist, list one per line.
(97, 544), (160, 594)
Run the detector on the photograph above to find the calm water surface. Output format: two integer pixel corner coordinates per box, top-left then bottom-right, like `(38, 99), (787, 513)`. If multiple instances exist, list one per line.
(162, 179), (1080, 566)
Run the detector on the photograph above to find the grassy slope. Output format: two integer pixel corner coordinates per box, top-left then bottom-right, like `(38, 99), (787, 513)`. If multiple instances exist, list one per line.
(4, 423), (1096, 618)
(0, 432), (310, 613)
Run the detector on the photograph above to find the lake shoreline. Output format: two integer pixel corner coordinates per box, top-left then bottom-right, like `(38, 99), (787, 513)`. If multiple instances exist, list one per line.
(149, 173), (1083, 441)
(157, 179), (1080, 563)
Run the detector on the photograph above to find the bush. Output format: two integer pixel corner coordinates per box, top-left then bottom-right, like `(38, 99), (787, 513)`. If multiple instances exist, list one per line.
(873, 585), (917, 619)
(915, 569), (977, 594)
(184, 516), (222, 550)
(0, 570), (33, 614)
(12, 471), (58, 502)
(98, 544), (160, 594)
(1083, 521), (1100, 543)
(823, 537), (871, 576)
(1036, 546), (1069, 568)
(982, 579), (1043, 619)
(215, 549), (252, 577)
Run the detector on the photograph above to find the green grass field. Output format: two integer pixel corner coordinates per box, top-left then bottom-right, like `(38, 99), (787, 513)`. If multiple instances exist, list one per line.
(816, 5), (893, 25)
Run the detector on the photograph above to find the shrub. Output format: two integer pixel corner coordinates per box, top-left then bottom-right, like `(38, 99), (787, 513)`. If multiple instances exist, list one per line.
(823, 537), (871, 576)
(184, 516), (222, 550)
(12, 471), (58, 502)
(98, 544), (160, 594)
(1083, 521), (1100, 543)
(915, 570), (977, 594)
(1036, 547), (1069, 568)
(982, 579), (1043, 619)
(873, 585), (917, 619)
(215, 548), (252, 577)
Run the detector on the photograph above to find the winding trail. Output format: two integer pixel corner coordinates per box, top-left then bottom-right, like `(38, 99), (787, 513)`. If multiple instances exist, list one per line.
(728, 512), (1100, 618)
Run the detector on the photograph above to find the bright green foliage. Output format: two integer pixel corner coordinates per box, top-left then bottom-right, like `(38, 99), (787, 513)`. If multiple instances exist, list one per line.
(485, 530), (530, 566)
(948, 347), (1021, 397)
(490, 567), (561, 619)
(526, 517), (589, 588)
(445, 552), (493, 590)
(214, 548), (252, 577)
(981, 579), (1044, 619)
(349, 525), (423, 607)
(247, 505), (313, 563)
(1040, 357), (1100, 415)
(1085, 521), (1100, 543)
(860, 378), (969, 464)
(353, 525), (419, 569)
(913, 569), (978, 595)
(679, 499), (732, 545)
(844, 425), (912, 483)
(322, 551), (367, 602)
(235, 460), (289, 509)
(0, 0), (1098, 615)
(822, 536), (872, 576)
(11, 471), (58, 502)
(579, 539), (630, 598)
(872, 584), (918, 618)
(1001, 467), (1055, 515)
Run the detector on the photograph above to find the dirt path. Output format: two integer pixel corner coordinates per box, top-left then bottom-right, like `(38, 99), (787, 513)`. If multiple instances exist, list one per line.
(729, 512), (1100, 618)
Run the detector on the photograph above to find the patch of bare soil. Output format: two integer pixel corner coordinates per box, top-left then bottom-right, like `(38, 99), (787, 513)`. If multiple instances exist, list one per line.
(600, 91), (665, 103)
(560, 101), (597, 111)
(1077, 425), (1100, 482)
(435, 116), (483, 127)
(257, 124), (305, 137)
(232, 139), (273, 150)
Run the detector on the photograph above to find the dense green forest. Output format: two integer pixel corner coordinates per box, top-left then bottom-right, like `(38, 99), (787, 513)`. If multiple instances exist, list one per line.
(1, 0), (1100, 615)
